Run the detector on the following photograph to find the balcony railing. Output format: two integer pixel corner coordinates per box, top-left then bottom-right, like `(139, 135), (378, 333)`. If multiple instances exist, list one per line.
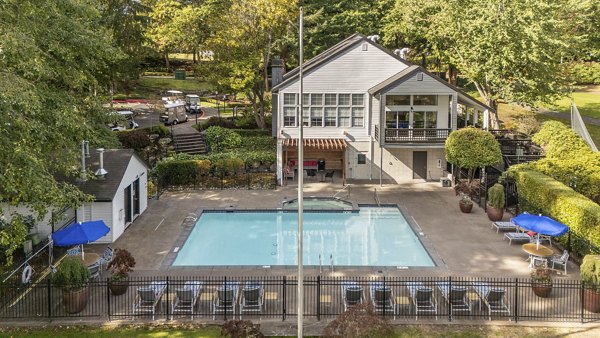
(384, 128), (451, 143)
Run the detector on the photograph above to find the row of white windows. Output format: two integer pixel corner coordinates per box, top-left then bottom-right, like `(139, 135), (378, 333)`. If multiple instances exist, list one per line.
(282, 93), (365, 127)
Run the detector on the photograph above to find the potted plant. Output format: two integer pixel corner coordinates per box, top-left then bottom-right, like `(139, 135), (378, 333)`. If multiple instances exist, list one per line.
(454, 181), (477, 213)
(107, 248), (136, 296)
(486, 183), (505, 221)
(530, 267), (552, 297)
(581, 255), (600, 313)
(52, 256), (91, 313)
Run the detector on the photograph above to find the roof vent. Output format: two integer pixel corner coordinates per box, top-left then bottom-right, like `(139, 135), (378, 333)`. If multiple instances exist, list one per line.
(417, 72), (424, 81)
(95, 148), (108, 179)
(79, 140), (89, 182)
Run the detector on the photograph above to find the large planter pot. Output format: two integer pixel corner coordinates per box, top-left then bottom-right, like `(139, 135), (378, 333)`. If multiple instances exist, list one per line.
(583, 289), (600, 313)
(532, 283), (552, 298)
(109, 280), (130, 296)
(62, 286), (89, 314)
(459, 200), (473, 213)
(486, 205), (504, 221)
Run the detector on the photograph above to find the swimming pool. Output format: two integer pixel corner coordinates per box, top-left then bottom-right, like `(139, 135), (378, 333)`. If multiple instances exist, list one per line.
(172, 207), (434, 267)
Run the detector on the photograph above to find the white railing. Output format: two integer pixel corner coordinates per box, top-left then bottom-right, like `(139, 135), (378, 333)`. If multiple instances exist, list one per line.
(332, 184), (351, 199)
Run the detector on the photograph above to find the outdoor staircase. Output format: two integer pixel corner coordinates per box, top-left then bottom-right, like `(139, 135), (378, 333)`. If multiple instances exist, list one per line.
(173, 132), (208, 155)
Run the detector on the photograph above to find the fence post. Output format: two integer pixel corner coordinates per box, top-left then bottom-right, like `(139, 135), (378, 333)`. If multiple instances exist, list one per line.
(107, 277), (111, 320)
(47, 278), (52, 319)
(223, 276), (227, 321)
(581, 280), (585, 324)
(382, 276), (386, 318)
(514, 278), (518, 323)
(448, 276), (452, 322)
(166, 276), (170, 321)
(317, 276), (321, 321)
(282, 276), (287, 321)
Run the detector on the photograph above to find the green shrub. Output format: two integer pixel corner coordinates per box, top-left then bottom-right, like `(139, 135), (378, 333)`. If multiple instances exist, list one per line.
(154, 159), (198, 185)
(53, 256), (90, 291)
(507, 168), (600, 256)
(240, 136), (276, 151)
(445, 127), (502, 180)
(487, 183), (505, 209)
(117, 129), (151, 150)
(204, 126), (242, 152)
(234, 129), (271, 137)
(195, 159), (211, 177)
(198, 116), (235, 130)
(142, 125), (170, 138)
(113, 94), (128, 100)
(532, 121), (593, 159)
(581, 255), (600, 292)
(214, 157), (244, 175)
(569, 62), (600, 84)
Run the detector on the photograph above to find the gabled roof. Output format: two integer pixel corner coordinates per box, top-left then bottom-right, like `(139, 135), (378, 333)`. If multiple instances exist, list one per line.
(368, 65), (495, 112)
(273, 33), (412, 92)
(76, 149), (148, 202)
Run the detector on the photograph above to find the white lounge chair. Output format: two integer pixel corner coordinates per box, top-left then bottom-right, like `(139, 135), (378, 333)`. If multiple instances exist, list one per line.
(213, 281), (239, 320)
(436, 282), (470, 317)
(369, 282), (396, 319)
(341, 281), (364, 312)
(551, 250), (569, 275)
(491, 221), (517, 233)
(67, 245), (81, 256)
(472, 282), (510, 320)
(240, 281), (264, 319)
(171, 281), (203, 320)
(99, 246), (114, 270)
(133, 281), (167, 320)
(407, 282), (437, 320)
(87, 262), (101, 280)
(503, 232), (531, 245)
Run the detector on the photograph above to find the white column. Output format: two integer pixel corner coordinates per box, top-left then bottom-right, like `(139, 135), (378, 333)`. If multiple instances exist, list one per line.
(451, 94), (458, 130)
(483, 109), (490, 130)
(276, 139), (283, 185)
(473, 110), (479, 127)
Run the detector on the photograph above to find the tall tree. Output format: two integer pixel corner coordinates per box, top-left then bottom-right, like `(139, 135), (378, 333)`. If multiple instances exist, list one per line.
(0, 0), (121, 267)
(145, 0), (184, 70)
(203, 0), (298, 129)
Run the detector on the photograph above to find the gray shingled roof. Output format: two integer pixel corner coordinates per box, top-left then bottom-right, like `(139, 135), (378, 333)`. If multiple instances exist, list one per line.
(76, 149), (147, 201)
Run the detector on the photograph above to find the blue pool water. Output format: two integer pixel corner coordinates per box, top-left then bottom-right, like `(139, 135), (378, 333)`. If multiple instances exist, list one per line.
(172, 207), (434, 267)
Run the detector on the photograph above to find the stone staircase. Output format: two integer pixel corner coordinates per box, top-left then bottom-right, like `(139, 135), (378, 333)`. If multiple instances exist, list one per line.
(173, 132), (208, 155)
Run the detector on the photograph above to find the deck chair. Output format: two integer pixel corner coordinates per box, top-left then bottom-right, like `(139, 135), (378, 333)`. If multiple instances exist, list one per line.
(503, 232), (531, 245)
(436, 282), (470, 317)
(324, 170), (335, 183)
(213, 281), (239, 320)
(87, 262), (101, 280)
(133, 281), (167, 320)
(491, 221), (517, 233)
(551, 250), (569, 275)
(341, 281), (364, 312)
(67, 245), (81, 256)
(407, 282), (437, 320)
(240, 281), (264, 319)
(472, 282), (510, 320)
(171, 281), (203, 320)
(99, 246), (114, 270)
(369, 282), (396, 319)
(306, 169), (317, 181)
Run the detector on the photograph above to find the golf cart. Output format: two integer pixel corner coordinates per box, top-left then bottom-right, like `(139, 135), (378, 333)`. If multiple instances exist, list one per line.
(162, 90), (184, 105)
(185, 94), (203, 115)
(110, 110), (139, 131)
(159, 102), (188, 125)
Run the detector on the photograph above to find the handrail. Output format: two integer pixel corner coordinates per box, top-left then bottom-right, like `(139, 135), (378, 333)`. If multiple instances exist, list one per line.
(374, 188), (381, 207)
(332, 184), (351, 199)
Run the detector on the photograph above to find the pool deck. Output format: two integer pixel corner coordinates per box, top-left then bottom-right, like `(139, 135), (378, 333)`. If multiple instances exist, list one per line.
(88, 180), (579, 279)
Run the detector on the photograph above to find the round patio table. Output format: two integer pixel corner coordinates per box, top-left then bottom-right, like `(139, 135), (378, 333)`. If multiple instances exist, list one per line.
(80, 253), (100, 267)
(521, 243), (553, 257)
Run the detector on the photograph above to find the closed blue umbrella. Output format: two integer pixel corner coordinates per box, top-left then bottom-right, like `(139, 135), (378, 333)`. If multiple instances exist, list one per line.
(52, 220), (110, 247)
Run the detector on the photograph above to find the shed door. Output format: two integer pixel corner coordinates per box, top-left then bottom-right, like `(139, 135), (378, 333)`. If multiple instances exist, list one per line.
(124, 185), (132, 224)
(413, 151), (428, 180)
(133, 178), (140, 217)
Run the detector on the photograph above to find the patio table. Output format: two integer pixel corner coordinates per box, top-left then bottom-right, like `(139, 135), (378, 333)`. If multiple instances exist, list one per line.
(521, 243), (553, 257)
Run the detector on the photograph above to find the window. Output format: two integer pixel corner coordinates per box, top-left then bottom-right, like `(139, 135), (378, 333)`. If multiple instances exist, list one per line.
(283, 107), (296, 127)
(324, 94), (336, 105)
(352, 94), (364, 106)
(311, 107), (323, 126)
(338, 94), (351, 105)
(386, 111), (409, 128)
(352, 107), (364, 127)
(324, 107), (336, 126)
(302, 93), (310, 106)
(413, 95), (437, 105)
(302, 107), (310, 126)
(310, 93), (323, 106)
(425, 111), (437, 128)
(338, 107), (350, 127)
(357, 154), (366, 164)
(283, 93), (296, 105)
(386, 95), (410, 106)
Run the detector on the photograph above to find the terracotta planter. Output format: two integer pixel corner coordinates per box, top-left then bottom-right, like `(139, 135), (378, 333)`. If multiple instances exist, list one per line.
(62, 286), (89, 314)
(486, 205), (504, 221)
(109, 280), (130, 296)
(532, 283), (552, 298)
(583, 289), (600, 313)
(459, 200), (473, 213)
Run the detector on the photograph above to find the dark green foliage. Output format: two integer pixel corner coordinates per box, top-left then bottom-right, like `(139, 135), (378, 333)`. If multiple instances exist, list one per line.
(107, 249), (136, 281)
(570, 62), (600, 84)
(204, 126), (242, 152)
(221, 320), (264, 338)
(507, 169), (600, 257)
(233, 129), (271, 137)
(53, 256), (90, 291)
(581, 255), (600, 292)
(144, 125), (170, 138)
(532, 121), (593, 159)
(154, 160), (198, 185)
(445, 127), (502, 180)
(198, 116), (236, 130)
(487, 183), (505, 209)
(117, 129), (152, 150)
(322, 303), (394, 338)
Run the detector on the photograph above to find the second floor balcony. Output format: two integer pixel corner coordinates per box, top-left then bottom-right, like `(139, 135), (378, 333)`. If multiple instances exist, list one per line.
(376, 125), (451, 144)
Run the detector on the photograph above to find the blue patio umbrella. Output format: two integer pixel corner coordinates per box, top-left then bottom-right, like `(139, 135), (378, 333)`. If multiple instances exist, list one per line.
(51, 220), (110, 247)
(512, 213), (569, 249)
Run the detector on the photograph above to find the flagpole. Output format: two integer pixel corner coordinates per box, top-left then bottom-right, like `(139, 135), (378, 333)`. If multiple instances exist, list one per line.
(297, 6), (304, 338)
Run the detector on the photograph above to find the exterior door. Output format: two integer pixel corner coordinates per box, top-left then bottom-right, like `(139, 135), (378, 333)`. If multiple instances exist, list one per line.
(350, 150), (369, 179)
(133, 178), (140, 217)
(413, 151), (428, 180)
(124, 185), (132, 224)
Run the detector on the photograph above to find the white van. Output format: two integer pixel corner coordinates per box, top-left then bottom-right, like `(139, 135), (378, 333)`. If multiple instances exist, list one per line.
(160, 102), (188, 125)
(110, 111), (139, 131)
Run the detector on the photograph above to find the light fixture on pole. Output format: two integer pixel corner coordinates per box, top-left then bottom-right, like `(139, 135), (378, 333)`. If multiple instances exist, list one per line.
(297, 6), (305, 338)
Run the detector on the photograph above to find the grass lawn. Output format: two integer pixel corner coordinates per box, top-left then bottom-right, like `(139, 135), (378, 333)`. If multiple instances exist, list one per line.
(547, 85), (600, 119)
(137, 77), (211, 93)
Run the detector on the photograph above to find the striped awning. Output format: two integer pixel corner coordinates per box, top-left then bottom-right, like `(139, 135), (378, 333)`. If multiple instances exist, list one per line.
(282, 138), (346, 150)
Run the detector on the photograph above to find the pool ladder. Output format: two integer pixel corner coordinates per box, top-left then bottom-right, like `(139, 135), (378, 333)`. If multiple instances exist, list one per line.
(319, 254), (335, 274)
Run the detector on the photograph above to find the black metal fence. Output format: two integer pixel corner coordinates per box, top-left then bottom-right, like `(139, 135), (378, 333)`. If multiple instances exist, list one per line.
(2, 276), (600, 323)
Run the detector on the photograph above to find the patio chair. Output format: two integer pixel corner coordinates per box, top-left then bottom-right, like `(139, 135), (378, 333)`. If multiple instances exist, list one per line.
(67, 245), (81, 256)
(407, 282), (437, 320)
(324, 170), (335, 183)
(341, 281), (364, 312)
(306, 169), (317, 181)
(369, 282), (396, 319)
(472, 282), (510, 320)
(171, 281), (203, 320)
(87, 262), (101, 280)
(436, 282), (470, 317)
(213, 281), (239, 320)
(491, 221), (517, 233)
(240, 281), (264, 319)
(503, 232), (531, 245)
(99, 246), (114, 270)
(133, 281), (167, 320)
(551, 250), (569, 275)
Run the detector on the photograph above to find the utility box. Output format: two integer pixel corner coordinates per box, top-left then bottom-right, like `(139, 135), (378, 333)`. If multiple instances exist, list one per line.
(441, 178), (452, 187)
(317, 159), (326, 171)
(174, 69), (186, 80)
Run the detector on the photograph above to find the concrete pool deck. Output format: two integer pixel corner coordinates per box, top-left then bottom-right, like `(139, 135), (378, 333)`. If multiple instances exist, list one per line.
(90, 181), (579, 279)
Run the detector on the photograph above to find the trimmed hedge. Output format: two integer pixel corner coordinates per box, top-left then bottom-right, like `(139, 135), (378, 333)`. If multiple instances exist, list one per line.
(532, 121), (592, 159)
(508, 168), (600, 256)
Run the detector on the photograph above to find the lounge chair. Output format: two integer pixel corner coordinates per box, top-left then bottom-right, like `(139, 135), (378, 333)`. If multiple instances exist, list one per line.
(369, 282), (396, 319)
(503, 232), (531, 245)
(133, 281), (167, 320)
(341, 281), (364, 312)
(491, 221), (517, 233)
(551, 250), (569, 275)
(213, 281), (239, 320)
(240, 281), (264, 319)
(171, 281), (203, 320)
(67, 246), (81, 256)
(324, 170), (335, 183)
(407, 282), (437, 320)
(87, 262), (101, 280)
(436, 282), (470, 317)
(98, 246), (114, 270)
(472, 281), (510, 320)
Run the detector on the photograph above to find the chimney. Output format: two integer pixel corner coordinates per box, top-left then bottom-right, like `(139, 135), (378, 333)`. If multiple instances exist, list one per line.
(271, 56), (284, 88)
(95, 148), (108, 179)
(79, 140), (89, 182)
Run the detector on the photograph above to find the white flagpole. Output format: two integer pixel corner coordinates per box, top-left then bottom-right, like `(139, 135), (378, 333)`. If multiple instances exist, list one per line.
(297, 6), (305, 338)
